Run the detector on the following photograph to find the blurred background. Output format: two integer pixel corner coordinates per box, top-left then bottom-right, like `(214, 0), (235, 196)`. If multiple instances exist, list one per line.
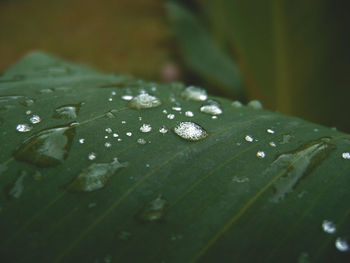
(1, 0), (349, 132)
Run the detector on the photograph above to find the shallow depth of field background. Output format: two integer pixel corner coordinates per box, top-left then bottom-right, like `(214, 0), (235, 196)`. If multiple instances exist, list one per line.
(1, 0), (349, 132)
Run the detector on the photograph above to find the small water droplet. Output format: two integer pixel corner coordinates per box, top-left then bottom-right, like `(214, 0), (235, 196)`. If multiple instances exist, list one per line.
(200, 104), (222, 115)
(231, 100), (243, 108)
(126, 132), (132, 136)
(137, 138), (147, 145)
(342, 152), (350, 159)
(322, 220), (336, 234)
(211, 116), (218, 119)
(174, 121), (208, 141)
(140, 124), (152, 133)
(22, 98), (35, 107)
(29, 115), (41, 124)
(128, 93), (161, 109)
(117, 138), (122, 142)
(145, 163), (150, 168)
(16, 124), (32, 133)
(185, 111), (194, 117)
(181, 86), (207, 101)
(113, 133), (119, 138)
(79, 138), (85, 144)
(105, 128), (112, 134)
(172, 106), (182, 111)
(167, 114), (175, 120)
(108, 98), (113, 102)
(121, 120), (126, 124)
(104, 135), (109, 139)
(111, 91), (117, 96)
(25, 110), (32, 115)
(65, 158), (128, 192)
(138, 116), (142, 121)
(136, 194), (168, 223)
(88, 152), (96, 160)
(162, 109), (168, 114)
(267, 129), (275, 134)
(335, 237), (349, 252)
(269, 142), (277, 147)
(247, 100), (263, 109)
(121, 95), (133, 101)
(53, 104), (81, 119)
(245, 135), (254, 142)
(232, 176), (249, 183)
(256, 151), (266, 159)
(104, 142), (112, 148)
(159, 126), (168, 134)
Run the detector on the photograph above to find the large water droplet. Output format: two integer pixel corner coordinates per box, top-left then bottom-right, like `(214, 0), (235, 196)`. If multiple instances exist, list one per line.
(335, 237), (349, 252)
(29, 115), (42, 124)
(14, 124), (76, 167)
(269, 138), (335, 202)
(128, 93), (161, 109)
(65, 158), (128, 192)
(247, 100), (263, 109)
(174, 122), (208, 141)
(16, 124), (32, 133)
(322, 220), (336, 234)
(181, 86), (207, 101)
(53, 104), (81, 119)
(200, 104), (222, 115)
(140, 124), (152, 133)
(136, 194), (168, 223)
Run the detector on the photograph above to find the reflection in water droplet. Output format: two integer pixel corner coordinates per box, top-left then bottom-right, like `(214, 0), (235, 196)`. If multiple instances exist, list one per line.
(137, 138), (147, 145)
(174, 122), (208, 141)
(231, 101), (243, 108)
(167, 114), (175, 120)
(6, 171), (26, 199)
(53, 104), (81, 119)
(247, 100), (263, 109)
(88, 152), (96, 160)
(181, 86), (207, 101)
(29, 115), (41, 124)
(267, 129), (275, 134)
(126, 132), (132, 137)
(200, 104), (222, 115)
(245, 135), (254, 142)
(140, 124), (152, 133)
(269, 142), (277, 147)
(128, 93), (161, 109)
(269, 138), (335, 202)
(335, 237), (349, 252)
(16, 124), (32, 133)
(342, 152), (350, 159)
(79, 138), (85, 144)
(65, 158), (128, 192)
(256, 151), (266, 159)
(185, 111), (194, 117)
(14, 125), (76, 167)
(159, 126), (168, 134)
(322, 220), (336, 234)
(136, 194), (168, 223)
(172, 106), (182, 111)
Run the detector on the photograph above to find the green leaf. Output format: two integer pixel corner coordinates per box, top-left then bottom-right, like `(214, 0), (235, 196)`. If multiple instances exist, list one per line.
(1, 52), (350, 263)
(166, 1), (243, 97)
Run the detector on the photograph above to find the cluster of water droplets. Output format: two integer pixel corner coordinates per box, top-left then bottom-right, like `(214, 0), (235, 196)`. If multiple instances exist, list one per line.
(321, 219), (349, 252)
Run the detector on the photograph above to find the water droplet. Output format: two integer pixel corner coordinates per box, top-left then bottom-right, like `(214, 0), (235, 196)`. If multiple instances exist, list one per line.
(138, 116), (142, 121)
(104, 135), (109, 139)
(269, 142), (277, 147)
(159, 126), (168, 134)
(181, 86), (207, 101)
(121, 120), (126, 124)
(16, 124), (32, 133)
(231, 100), (243, 108)
(200, 104), (222, 115)
(79, 138), (85, 144)
(113, 133), (119, 138)
(162, 109), (168, 114)
(211, 116), (218, 119)
(172, 106), (182, 111)
(314, 128), (319, 132)
(137, 138), (147, 145)
(185, 111), (194, 117)
(256, 151), (266, 159)
(342, 152), (350, 159)
(167, 113), (175, 120)
(65, 158), (128, 192)
(53, 104), (81, 119)
(247, 100), (263, 109)
(245, 135), (254, 142)
(322, 220), (336, 234)
(14, 125), (76, 167)
(29, 115), (41, 124)
(121, 94), (133, 101)
(128, 93), (161, 109)
(105, 128), (112, 134)
(25, 110), (32, 115)
(174, 121), (208, 141)
(126, 132), (132, 137)
(88, 152), (96, 160)
(145, 163), (150, 168)
(267, 129), (275, 134)
(232, 176), (249, 183)
(269, 138), (335, 202)
(6, 171), (26, 199)
(335, 237), (349, 252)
(108, 98), (113, 102)
(111, 91), (117, 96)
(104, 142), (112, 148)
(140, 124), (152, 133)
(136, 194), (168, 223)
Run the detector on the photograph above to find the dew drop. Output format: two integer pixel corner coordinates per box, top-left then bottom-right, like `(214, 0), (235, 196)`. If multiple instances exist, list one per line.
(200, 104), (222, 115)
(231, 100), (243, 108)
(269, 142), (277, 147)
(108, 98), (113, 102)
(79, 138), (85, 144)
(121, 121), (126, 124)
(181, 86), (207, 101)
(16, 124), (32, 133)
(322, 220), (336, 234)
(140, 124), (152, 133)
(53, 104), (81, 119)
(267, 128), (275, 134)
(121, 95), (133, 101)
(29, 115), (41, 124)
(126, 132), (132, 137)
(137, 138), (147, 145)
(105, 128), (112, 134)
(138, 116), (142, 121)
(342, 152), (350, 159)
(256, 151), (266, 159)
(172, 106), (182, 111)
(104, 142), (112, 148)
(14, 125), (76, 167)
(167, 114), (175, 120)
(162, 109), (168, 114)
(245, 135), (254, 142)
(65, 158), (128, 192)
(111, 91), (116, 96)
(247, 100), (263, 109)
(128, 93), (161, 109)
(136, 194), (168, 223)
(25, 110), (32, 115)
(159, 126), (168, 134)
(335, 237), (349, 252)
(113, 133), (119, 138)
(88, 153), (96, 160)
(104, 135), (109, 139)
(174, 121), (208, 141)
(211, 116), (218, 119)
(185, 111), (194, 117)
